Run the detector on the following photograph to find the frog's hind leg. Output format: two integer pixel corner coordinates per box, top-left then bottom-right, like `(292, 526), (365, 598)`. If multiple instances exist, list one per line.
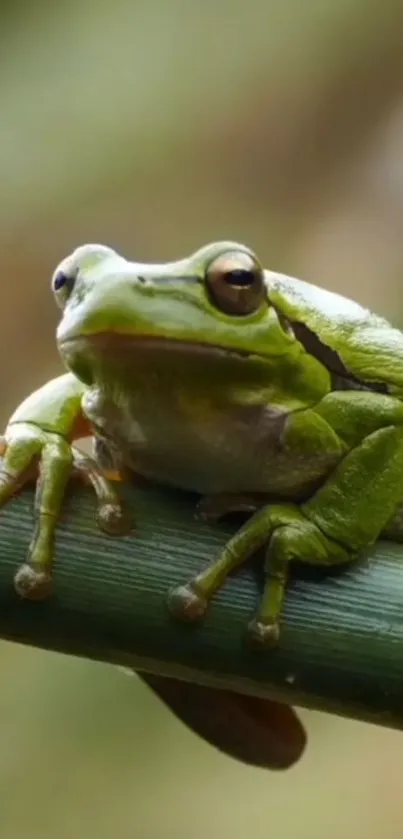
(170, 399), (403, 646)
(168, 502), (281, 622)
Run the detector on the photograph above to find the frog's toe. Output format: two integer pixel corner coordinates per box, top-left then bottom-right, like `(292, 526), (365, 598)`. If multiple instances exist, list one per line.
(168, 583), (208, 622)
(14, 564), (53, 600)
(97, 502), (132, 536)
(247, 618), (281, 648)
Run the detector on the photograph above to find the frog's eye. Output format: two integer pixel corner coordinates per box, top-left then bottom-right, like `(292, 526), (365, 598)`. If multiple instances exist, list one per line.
(52, 269), (77, 308)
(205, 251), (265, 315)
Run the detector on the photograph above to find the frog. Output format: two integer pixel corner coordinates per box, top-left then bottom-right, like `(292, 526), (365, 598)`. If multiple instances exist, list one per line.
(2, 239), (403, 767)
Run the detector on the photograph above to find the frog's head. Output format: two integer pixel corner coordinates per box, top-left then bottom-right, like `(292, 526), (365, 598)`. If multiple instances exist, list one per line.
(54, 241), (296, 384)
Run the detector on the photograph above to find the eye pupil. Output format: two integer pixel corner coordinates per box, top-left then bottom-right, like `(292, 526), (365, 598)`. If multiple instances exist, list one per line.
(53, 271), (68, 291)
(224, 269), (255, 288)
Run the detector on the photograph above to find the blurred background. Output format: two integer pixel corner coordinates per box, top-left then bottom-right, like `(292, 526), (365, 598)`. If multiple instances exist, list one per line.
(1, 0), (403, 836)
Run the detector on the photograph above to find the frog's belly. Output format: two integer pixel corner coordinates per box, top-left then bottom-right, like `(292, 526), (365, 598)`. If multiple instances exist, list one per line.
(87, 393), (337, 497)
(124, 444), (329, 497)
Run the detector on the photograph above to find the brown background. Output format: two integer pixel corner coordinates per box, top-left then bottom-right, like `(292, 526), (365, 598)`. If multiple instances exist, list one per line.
(1, 2), (403, 837)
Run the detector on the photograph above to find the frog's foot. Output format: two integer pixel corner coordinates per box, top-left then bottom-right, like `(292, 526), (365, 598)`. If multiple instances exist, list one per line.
(0, 423), (131, 601)
(14, 564), (53, 600)
(168, 503), (351, 645)
(247, 618), (280, 648)
(167, 583), (208, 621)
(72, 450), (131, 536)
(195, 493), (264, 523)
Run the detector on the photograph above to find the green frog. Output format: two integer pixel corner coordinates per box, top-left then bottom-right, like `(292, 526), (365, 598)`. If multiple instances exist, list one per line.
(2, 240), (403, 767)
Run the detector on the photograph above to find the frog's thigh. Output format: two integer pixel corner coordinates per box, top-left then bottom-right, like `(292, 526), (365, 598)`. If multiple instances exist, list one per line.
(303, 423), (403, 552)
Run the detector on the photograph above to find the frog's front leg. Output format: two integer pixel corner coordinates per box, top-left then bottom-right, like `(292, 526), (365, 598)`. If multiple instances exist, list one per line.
(0, 374), (129, 599)
(169, 394), (403, 646)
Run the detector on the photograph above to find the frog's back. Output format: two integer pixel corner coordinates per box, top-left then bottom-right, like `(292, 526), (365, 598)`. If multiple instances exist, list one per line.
(266, 271), (403, 396)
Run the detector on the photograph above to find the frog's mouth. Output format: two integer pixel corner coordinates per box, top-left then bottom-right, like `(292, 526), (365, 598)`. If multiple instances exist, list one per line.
(59, 332), (265, 388)
(59, 333), (261, 361)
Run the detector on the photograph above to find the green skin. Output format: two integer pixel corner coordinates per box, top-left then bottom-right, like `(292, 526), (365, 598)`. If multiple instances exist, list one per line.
(2, 240), (403, 767)
(3, 240), (403, 639)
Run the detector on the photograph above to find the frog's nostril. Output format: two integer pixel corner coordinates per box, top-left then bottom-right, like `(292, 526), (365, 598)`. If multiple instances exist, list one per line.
(137, 276), (147, 285)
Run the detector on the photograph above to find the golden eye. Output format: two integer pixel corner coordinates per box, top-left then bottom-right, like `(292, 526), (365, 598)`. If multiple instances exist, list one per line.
(205, 251), (265, 315)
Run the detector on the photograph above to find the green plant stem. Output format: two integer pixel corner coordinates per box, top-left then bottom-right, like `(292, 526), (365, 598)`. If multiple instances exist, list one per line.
(0, 479), (403, 729)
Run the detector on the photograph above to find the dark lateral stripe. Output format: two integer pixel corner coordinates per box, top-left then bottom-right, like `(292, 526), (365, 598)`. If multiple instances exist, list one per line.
(290, 319), (388, 394)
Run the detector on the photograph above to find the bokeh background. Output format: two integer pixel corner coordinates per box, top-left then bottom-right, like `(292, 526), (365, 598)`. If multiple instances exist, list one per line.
(1, 1), (403, 837)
